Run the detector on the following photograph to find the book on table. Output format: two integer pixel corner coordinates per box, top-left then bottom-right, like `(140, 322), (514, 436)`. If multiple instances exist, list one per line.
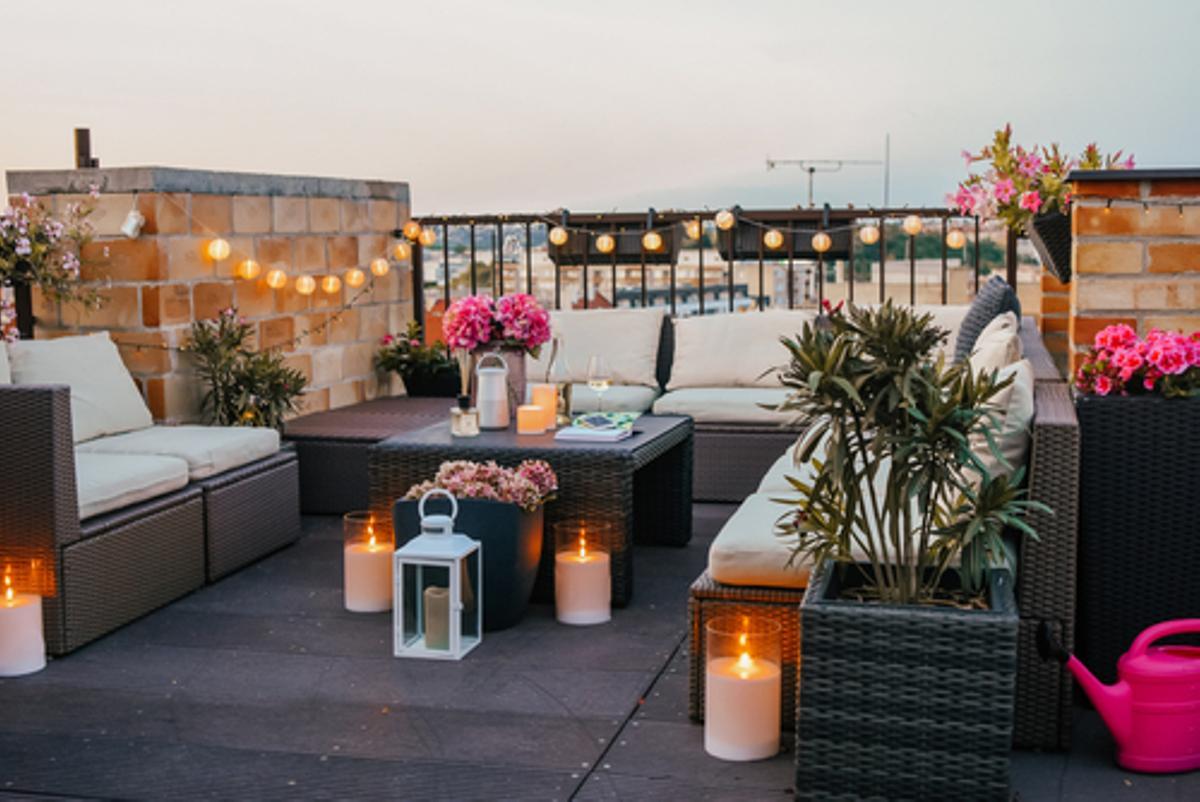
(553, 412), (637, 442)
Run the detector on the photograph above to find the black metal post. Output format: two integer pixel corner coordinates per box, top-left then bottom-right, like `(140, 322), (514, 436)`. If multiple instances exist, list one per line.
(525, 222), (533, 295)
(442, 222), (450, 306)
(846, 225), (855, 305)
(940, 217), (948, 305)
(496, 222), (504, 296)
(639, 244), (647, 309)
(908, 232), (916, 306)
(974, 215), (981, 293)
(697, 225), (705, 315)
(412, 241), (425, 331)
(757, 235), (765, 311)
(879, 219), (887, 303)
(13, 281), (34, 339)
(726, 229), (735, 312)
(610, 227), (617, 308)
(786, 233), (795, 310)
(1006, 227), (1018, 287)
(582, 227), (589, 310)
(469, 223), (477, 295)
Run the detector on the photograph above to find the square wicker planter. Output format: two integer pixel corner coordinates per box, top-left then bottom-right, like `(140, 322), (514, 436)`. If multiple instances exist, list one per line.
(1076, 394), (1200, 684)
(795, 562), (1018, 802)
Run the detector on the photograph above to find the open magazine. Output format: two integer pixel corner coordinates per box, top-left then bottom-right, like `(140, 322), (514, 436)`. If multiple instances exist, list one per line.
(553, 412), (639, 442)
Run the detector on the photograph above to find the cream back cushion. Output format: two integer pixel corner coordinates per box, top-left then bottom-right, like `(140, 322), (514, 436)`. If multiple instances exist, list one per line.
(667, 310), (816, 389)
(527, 308), (665, 388)
(968, 312), (1022, 374)
(0, 342), (10, 384)
(9, 331), (153, 442)
(969, 359), (1035, 480)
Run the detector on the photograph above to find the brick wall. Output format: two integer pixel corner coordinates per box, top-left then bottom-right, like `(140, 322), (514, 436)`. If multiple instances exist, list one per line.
(7, 167), (413, 421)
(1069, 171), (1200, 372)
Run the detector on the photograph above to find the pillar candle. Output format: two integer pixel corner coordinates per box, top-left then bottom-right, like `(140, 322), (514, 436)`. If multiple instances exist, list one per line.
(704, 653), (781, 761)
(0, 591), (46, 677)
(517, 404), (545, 435)
(424, 585), (450, 650)
(555, 547), (611, 625)
(530, 383), (558, 430)
(344, 536), (393, 612)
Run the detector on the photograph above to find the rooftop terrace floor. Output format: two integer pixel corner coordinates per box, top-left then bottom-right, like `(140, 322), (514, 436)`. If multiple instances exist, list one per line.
(0, 506), (1195, 800)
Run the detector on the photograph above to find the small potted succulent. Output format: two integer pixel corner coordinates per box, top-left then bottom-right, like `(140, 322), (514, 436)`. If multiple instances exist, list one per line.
(775, 302), (1046, 800)
(394, 459), (557, 630)
(376, 321), (459, 397)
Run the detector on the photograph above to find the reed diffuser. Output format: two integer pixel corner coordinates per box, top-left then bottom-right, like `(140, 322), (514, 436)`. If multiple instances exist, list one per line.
(450, 348), (480, 437)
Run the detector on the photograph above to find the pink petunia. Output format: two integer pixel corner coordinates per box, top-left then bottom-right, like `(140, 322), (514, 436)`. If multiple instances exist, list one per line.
(1093, 375), (1114, 396)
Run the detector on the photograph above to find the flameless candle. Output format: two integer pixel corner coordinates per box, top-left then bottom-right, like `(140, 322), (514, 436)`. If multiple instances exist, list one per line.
(517, 404), (546, 435)
(530, 383), (558, 430)
(344, 515), (392, 612)
(423, 585), (450, 650)
(704, 617), (781, 761)
(554, 522), (611, 626)
(0, 572), (45, 677)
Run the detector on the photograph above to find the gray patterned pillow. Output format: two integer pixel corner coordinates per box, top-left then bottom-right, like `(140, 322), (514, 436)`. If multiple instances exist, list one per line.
(954, 276), (1022, 362)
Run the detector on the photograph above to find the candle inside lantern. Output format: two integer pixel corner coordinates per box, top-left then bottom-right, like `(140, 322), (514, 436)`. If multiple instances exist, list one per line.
(530, 383), (558, 430)
(553, 521), (612, 626)
(423, 585), (450, 650)
(0, 570), (46, 677)
(343, 513), (393, 612)
(704, 616), (781, 761)
(516, 404), (546, 435)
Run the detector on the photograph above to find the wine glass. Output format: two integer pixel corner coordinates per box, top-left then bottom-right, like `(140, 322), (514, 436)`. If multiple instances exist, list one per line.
(586, 355), (612, 414)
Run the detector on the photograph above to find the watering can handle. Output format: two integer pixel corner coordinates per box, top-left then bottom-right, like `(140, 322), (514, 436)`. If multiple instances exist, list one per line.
(1128, 619), (1200, 657)
(475, 352), (508, 374)
(417, 488), (458, 521)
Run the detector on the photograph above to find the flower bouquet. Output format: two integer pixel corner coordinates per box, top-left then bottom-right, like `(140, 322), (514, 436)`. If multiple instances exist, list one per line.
(1075, 324), (1200, 399)
(443, 293), (551, 413)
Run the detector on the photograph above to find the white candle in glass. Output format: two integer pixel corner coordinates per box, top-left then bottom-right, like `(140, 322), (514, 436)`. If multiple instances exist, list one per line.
(0, 575), (46, 677)
(555, 533), (611, 626)
(704, 650), (781, 761)
(344, 525), (393, 613)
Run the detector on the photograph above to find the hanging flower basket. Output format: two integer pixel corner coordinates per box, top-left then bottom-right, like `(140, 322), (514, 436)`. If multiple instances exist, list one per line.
(1027, 210), (1072, 284)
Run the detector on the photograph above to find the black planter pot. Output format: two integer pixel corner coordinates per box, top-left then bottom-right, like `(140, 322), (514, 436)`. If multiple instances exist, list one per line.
(393, 498), (543, 631)
(795, 561), (1018, 802)
(400, 367), (460, 398)
(1027, 211), (1072, 284)
(1075, 394), (1200, 685)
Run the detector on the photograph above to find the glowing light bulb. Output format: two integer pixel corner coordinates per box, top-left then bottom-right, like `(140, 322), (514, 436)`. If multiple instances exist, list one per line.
(419, 227), (437, 247)
(811, 231), (832, 253)
(946, 228), (967, 249)
(370, 257), (391, 277)
(206, 238), (231, 261)
(265, 268), (288, 289)
(321, 274), (342, 294)
(714, 208), (736, 231)
(684, 218), (702, 240)
(392, 241), (412, 261)
(295, 275), (316, 295)
(642, 230), (663, 252)
(344, 267), (366, 288)
(236, 259), (261, 280)
(548, 226), (569, 246)
(859, 224), (880, 245)
(763, 228), (784, 250)
(402, 220), (422, 241)
(595, 233), (616, 254)
(902, 214), (923, 236)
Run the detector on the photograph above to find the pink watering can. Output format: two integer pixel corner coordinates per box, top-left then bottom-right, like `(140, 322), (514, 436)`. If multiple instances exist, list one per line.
(1040, 620), (1200, 773)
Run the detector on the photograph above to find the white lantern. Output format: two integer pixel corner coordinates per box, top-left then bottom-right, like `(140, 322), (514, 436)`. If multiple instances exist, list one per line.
(858, 224), (880, 246)
(714, 208), (736, 231)
(811, 231), (832, 253)
(393, 490), (483, 661)
(946, 228), (967, 249)
(763, 229), (784, 250)
(902, 214), (923, 236)
(548, 226), (569, 246)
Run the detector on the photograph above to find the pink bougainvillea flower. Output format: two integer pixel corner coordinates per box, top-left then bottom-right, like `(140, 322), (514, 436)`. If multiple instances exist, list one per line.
(1018, 190), (1042, 213)
(993, 178), (1016, 204)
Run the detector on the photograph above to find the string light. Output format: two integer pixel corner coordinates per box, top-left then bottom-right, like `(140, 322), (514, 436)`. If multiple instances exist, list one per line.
(207, 238), (231, 261)
(642, 230), (663, 252)
(902, 215), (923, 236)
(548, 226), (569, 246)
(714, 209), (736, 231)
(295, 275), (316, 295)
(392, 241), (412, 261)
(683, 218), (702, 240)
(265, 268), (288, 289)
(321, 275), (342, 294)
(595, 233), (616, 254)
(945, 228), (967, 249)
(859, 224), (881, 245)
(763, 229), (784, 250)
(811, 231), (832, 253)
(344, 267), (366, 288)
(236, 259), (261, 280)
(370, 257), (391, 277)
(402, 220), (422, 241)
(418, 227), (437, 247)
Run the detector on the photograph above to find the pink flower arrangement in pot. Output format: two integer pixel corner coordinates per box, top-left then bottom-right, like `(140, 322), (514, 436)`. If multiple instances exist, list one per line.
(442, 293), (550, 357)
(1075, 324), (1200, 399)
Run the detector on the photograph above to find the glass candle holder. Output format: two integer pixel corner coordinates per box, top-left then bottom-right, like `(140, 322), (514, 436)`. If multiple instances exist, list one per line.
(516, 404), (545, 435)
(704, 616), (782, 761)
(530, 383), (558, 430)
(553, 520), (612, 626)
(343, 511), (394, 612)
(450, 395), (480, 437)
(0, 568), (46, 677)
(555, 383), (573, 427)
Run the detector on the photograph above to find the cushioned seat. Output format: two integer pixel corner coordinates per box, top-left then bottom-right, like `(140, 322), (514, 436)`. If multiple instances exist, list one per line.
(78, 425), (281, 480)
(75, 452), (191, 520)
(569, 383), (659, 414)
(708, 493), (809, 588)
(652, 387), (795, 425)
(757, 445), (804, 494)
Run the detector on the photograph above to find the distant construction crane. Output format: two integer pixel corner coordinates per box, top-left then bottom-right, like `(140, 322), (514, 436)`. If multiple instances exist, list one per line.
(766, 135), (891, 208)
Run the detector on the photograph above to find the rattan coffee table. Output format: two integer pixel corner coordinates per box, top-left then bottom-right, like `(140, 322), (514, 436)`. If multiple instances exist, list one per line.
(367, 415), (693, 607)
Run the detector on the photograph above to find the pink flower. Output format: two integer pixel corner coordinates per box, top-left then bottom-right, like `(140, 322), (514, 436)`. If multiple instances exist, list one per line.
(381, 334), (394, 345)
(952, 185), (976, 215)
(1018, 153), (1044, 177)
(994, 178), (1016, 204)
(443, 295), (495, 351)
(961, 149), (975, 168)
(1019, 190), (1043, 213)
(494, 293), (550, 354)
(1093, 375), (1114, 396)
(1123, 155), (1136, 170)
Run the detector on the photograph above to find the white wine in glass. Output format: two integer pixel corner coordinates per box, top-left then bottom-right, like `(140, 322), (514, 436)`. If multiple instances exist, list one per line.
(586, 355), (612, 414)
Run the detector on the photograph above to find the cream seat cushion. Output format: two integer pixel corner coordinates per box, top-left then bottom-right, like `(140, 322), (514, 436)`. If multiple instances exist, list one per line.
(75, 452), (190, 520)
(708, 493), (809, 588)
(652, 387), (795, 425)
(8, 331), (153, 443)
(757, 442), (805, 494)
(568, 383), (659, 414)
(78, 425), (280, 480)
(667, 310), (816, 389)
(527, 308), (665, 388)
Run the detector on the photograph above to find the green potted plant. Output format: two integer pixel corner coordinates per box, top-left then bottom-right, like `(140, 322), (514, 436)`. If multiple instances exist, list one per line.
(775, 302), (1046, 800)
(376, 321), (460, 397)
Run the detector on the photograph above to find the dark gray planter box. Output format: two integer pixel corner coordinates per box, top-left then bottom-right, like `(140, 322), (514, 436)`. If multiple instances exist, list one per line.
(795, 561), (1018, 802)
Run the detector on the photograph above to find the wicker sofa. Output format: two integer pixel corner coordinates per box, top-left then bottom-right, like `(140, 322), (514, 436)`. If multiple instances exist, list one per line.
(0, 332), (301, 655)
(686, 316), (1080, 752)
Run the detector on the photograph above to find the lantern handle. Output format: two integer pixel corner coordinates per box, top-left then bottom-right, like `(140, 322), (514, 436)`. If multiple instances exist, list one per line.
(418, 488), (458, 522)
(475, 351), (508, 375)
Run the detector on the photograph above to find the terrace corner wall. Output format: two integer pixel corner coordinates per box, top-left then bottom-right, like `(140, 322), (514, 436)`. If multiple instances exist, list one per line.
(6, 167), (413, 422)
(1069, 171), (1200, 373)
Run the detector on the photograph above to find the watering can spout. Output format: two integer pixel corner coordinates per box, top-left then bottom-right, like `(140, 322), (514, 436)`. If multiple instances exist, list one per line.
(1037, 622), (1133, 747)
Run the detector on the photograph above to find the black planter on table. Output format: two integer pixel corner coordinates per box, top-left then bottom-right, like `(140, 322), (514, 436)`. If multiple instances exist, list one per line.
(1076, 394), (1200, 684)
(795, 562), (1018, 802)
(400, 367), (460, 398)
(393, 498), (543, 631)
(1027, 211), (1072, 284)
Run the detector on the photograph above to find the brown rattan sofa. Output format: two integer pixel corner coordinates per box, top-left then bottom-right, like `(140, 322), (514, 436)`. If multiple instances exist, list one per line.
(686, 318), (1080, 751)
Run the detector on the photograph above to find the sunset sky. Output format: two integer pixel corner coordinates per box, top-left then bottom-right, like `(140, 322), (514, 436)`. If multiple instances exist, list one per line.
(2, 0), (1197, 214)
